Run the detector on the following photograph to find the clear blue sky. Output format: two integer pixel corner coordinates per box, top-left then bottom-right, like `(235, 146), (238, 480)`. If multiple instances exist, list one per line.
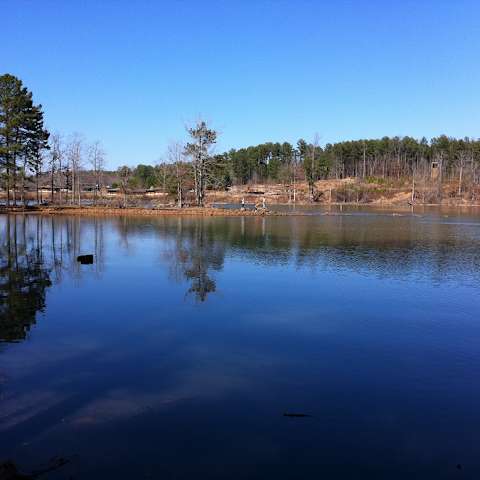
(2, 0), (479, 169)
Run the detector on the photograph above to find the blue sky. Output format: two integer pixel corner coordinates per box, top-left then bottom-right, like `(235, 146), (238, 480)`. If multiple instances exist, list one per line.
(2, 0), (479, 168)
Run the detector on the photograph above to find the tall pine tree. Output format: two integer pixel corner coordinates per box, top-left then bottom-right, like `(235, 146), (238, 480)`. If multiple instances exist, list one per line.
(0, 74), (49, 206)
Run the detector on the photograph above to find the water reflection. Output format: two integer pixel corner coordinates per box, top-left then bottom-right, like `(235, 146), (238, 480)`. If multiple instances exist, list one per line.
(0, 215), (106, 342)
(1, 211), (480, 478)
(165, 218), (225, 302)
(0, 216), (51, 342)
(1, 212), (480, 338)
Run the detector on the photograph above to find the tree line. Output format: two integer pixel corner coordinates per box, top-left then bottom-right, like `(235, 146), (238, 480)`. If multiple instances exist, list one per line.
(223, 136), (480, 188)
(145, 134), (480, 204)
(3, 73), (480, 207)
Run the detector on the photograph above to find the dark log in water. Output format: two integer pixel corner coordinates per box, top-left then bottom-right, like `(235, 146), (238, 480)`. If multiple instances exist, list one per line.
(77, 254), (94, 264)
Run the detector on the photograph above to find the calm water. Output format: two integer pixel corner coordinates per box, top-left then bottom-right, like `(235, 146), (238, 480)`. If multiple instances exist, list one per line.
(1, 208), (480, 479)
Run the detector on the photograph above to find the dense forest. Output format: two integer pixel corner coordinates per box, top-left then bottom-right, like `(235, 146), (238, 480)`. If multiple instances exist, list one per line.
(118, 135), (480, 204)
(2, 73), (480, 206)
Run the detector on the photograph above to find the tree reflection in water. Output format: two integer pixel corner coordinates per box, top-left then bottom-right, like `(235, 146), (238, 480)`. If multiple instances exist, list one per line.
(114, 216), (226, 302)
(165, 218), (225, 302)
(0, 213), (227, 344)
(0, 216), (51, 342)
(2, 211), (480, 341)
(0, 215), (105, 342)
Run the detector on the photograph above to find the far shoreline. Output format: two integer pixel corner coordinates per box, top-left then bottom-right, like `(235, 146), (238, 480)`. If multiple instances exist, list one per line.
(1, 202), (480, 218)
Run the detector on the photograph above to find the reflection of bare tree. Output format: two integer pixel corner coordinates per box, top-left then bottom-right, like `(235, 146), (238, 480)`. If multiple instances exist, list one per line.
(166, 218), (225, 302)
(93, 217), (105, 278)
(2, 211), (478, 339)
(112, 216), (226, 302)
(116, 216), (135, 254)
(0, 215), (105, 342)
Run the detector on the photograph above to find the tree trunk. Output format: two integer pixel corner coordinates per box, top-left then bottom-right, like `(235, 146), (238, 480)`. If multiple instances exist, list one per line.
(12, 134), (18, 206)
(36, 169), (40, 205)
(178, 182), (182, 208)
(71, 167), (75, 205)
(363, 142), (366, 179)
(193, 161), (198, 205)
(93, 171), (97, 206)
(6, 163), (11, 207)
(458, 162), (463, 196)
(21, 160), (26, 207)
(12, 158), (17, 206)
(51, 162), (55, 203)
(58, 159), (62, 204)
(411, 171), (415, 204)
(292, 161), (296, 203)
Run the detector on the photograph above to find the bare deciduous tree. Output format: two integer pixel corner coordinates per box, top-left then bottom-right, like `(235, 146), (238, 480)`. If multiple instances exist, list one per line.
(167, 141), (188, 208)
(88, 140), (106, 205)
(66, 133), (83, 205)
(49, 133), (63, 204)
(305, 133), (320, 202)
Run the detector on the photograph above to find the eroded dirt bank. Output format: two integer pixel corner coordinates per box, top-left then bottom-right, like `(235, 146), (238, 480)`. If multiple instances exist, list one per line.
(0, 205), (276, 217)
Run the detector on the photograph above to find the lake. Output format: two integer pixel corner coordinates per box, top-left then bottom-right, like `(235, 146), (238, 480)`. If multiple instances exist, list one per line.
(1, 208), (480, 479)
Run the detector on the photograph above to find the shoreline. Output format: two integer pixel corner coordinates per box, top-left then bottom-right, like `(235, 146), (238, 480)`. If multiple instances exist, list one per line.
(1, 202), (480, 218)
(0, 205), (276, 217)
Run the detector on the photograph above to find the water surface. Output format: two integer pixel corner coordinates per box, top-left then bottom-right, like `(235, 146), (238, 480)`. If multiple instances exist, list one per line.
(1, 209), (480, 478)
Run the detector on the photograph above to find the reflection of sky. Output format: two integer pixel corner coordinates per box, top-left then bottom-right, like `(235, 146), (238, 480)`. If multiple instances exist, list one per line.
(1, 212), (480, 478)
